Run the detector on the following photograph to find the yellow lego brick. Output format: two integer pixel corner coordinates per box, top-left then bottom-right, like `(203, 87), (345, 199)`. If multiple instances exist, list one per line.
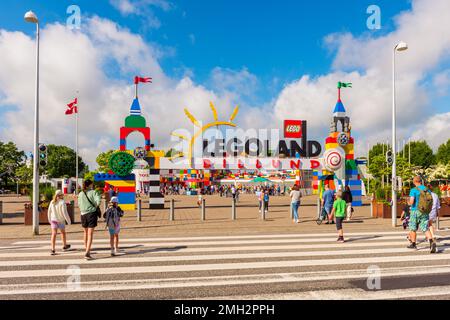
(325, 143), (339, 149)
(119, 204), (135, 211)
(106, 180), (136, 187)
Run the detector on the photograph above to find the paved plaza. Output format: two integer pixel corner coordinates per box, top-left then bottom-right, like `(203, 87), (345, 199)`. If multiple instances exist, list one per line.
(2, 194), (448, 240)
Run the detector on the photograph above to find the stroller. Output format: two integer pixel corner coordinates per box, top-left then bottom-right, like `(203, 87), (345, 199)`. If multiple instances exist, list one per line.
(316, 207), (329, 225)
(402, 216), (410, 230)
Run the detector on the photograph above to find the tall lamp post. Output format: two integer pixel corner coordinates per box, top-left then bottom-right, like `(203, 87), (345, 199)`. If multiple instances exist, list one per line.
(392, 41), (408, 228)
(25, 11), (40, 235)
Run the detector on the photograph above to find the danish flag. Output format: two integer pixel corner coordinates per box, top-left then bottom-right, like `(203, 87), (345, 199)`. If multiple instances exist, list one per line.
(134, 76), (152, 84)
(65, 98), (78, 115)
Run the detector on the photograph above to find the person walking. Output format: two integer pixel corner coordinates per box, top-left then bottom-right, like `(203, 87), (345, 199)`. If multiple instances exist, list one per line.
(407, 176), (436, 253)
(427, 184), (441, 241)
(330, 192), (346, 242)
(290, 185), (302, 223)
(342, 186), (353, 221)
(322, 184), (335, 224)
(47, 190), (71, 255)
(78, 179), (101, 260)
(263, 189), (270, 213)
(103, 196), (124, 256)
(256, 187), (263, 212)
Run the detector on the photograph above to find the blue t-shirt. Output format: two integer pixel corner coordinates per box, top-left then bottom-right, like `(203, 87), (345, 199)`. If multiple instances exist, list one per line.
(323, 190), (335, 209)
(409, 185), (426, 210)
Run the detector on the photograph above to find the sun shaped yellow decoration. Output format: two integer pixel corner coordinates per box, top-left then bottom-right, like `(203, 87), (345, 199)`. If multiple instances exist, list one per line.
(171, 102), (239, 166)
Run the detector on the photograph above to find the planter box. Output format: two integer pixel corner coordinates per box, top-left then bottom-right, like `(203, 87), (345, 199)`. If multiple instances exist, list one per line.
(24, 202), (75, 225)
(440, 202), (450, 217)
(372, 198), (404, 219)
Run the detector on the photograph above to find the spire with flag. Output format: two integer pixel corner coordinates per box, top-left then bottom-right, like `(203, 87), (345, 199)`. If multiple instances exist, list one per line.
(134, 76), (152, 99)
(334, 81), (352, 117)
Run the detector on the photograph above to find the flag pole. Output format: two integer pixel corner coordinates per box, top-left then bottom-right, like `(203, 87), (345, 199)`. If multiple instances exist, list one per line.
(75, 92), (79, 195)
(135, 78), (138, 99)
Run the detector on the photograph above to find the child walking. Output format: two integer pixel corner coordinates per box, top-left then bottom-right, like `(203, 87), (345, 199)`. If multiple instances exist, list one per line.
(48, 190), (72, 255)
(103, 196), (124, 256)
(331, 193), (347, 242)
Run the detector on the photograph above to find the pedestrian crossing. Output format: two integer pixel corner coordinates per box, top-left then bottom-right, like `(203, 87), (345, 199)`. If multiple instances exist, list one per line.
(1, 231), (450, 299)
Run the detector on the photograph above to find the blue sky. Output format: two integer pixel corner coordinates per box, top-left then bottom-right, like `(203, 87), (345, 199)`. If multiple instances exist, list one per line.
(0, 0), (449, 168)
(1, 0), (412, 102)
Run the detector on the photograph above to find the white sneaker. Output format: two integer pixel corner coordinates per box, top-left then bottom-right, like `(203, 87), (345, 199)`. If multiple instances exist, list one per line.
(111, 249), (116, 256)
(115, 248), (120, 255)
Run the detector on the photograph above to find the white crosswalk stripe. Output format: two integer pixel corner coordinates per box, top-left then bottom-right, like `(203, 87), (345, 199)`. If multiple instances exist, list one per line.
(1, 231), (450, 299)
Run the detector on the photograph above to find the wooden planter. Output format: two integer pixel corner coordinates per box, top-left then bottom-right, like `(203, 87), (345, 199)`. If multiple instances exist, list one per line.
(372, 201), (403, 219)
(440, 202), (450, 217)
(24, 202), (75, 225)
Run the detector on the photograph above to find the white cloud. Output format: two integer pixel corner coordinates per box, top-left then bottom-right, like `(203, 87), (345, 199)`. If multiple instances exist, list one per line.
(273, 0), (450, 154)
(0, 18), (231, 169)
(433, 70), (450, 96)
(411, 113), (450, 150)
(0, 0), (449, 172)
(210, 67), (259, 99)
(109, 0), (173, 28)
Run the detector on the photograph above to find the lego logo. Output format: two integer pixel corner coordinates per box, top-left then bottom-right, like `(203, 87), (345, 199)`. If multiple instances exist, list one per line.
(286, 125), (300, 133)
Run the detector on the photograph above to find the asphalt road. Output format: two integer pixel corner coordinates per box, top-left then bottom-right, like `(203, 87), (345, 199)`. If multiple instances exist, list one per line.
(1, 230), (450, 300)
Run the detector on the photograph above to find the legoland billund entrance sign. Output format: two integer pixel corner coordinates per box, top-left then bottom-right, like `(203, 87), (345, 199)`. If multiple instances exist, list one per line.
(95, 79), (362, 209)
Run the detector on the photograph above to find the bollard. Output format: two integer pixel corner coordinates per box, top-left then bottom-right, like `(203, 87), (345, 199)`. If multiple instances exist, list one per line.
(261, 200), (266, 220)
(70, 200), (75, 224)
(169, 199), (175, 221)
(137, 199), (142, 222)
(0, 201), (3, 225)
(370, 201), (374, 218)
(201, 199), (206, 221)
(316, 197), (321, 219)
(436, 216), (440, 231)
(103, 199), (107, 213)
(231, 198), (236, 220)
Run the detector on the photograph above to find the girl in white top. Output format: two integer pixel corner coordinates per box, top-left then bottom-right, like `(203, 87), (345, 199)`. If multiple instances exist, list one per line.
(47, 190), (72, 255)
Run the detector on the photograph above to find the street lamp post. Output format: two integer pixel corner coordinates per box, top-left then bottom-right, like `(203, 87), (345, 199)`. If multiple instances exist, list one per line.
(392, 41), (408, 228)
(25, 11), (40, 235)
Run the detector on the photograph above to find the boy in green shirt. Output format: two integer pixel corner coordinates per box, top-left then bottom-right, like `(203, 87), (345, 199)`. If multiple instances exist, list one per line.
(331, 193), (347, 242)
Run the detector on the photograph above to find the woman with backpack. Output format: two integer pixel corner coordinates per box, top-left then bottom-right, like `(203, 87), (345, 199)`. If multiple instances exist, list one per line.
(47, 190), (72, 255)
(78, 179), (102, 260)
(104, 196), (124, 256)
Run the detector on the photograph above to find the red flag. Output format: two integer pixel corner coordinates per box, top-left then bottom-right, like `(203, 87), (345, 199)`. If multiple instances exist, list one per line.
(65, 98), (78, 115)
(134, 76), (152, 84)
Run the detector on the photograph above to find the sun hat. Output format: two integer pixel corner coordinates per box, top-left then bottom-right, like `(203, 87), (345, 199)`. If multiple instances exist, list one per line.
(110, 196), (119, 203)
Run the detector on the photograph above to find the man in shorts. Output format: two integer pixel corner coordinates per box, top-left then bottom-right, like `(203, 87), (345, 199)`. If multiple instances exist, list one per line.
(407, 176), (436, 253)
(322, 184), (335, 224)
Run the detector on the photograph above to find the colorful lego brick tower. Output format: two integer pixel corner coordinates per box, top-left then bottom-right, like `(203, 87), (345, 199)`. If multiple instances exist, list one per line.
(322, 82), (362, 206)
(120, 98), (151, 151)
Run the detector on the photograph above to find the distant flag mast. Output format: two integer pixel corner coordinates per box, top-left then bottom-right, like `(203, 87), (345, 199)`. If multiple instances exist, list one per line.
(134, 76), (152, 98)
(65, 96), (79, 194)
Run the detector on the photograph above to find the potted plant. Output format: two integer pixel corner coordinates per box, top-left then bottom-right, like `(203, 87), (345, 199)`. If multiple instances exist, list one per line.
(24, 186), (75, 225)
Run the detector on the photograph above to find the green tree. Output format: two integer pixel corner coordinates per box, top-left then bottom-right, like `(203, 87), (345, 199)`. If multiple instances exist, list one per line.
(15, 165), (33, 184)
(96, 150), (115, 173)
(0, 141), (26, 187)
(436, 139), (450, 165)
(401, 140), (436, 168)
(368, 143), (390, 164)
(46, 144), (86, 179)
